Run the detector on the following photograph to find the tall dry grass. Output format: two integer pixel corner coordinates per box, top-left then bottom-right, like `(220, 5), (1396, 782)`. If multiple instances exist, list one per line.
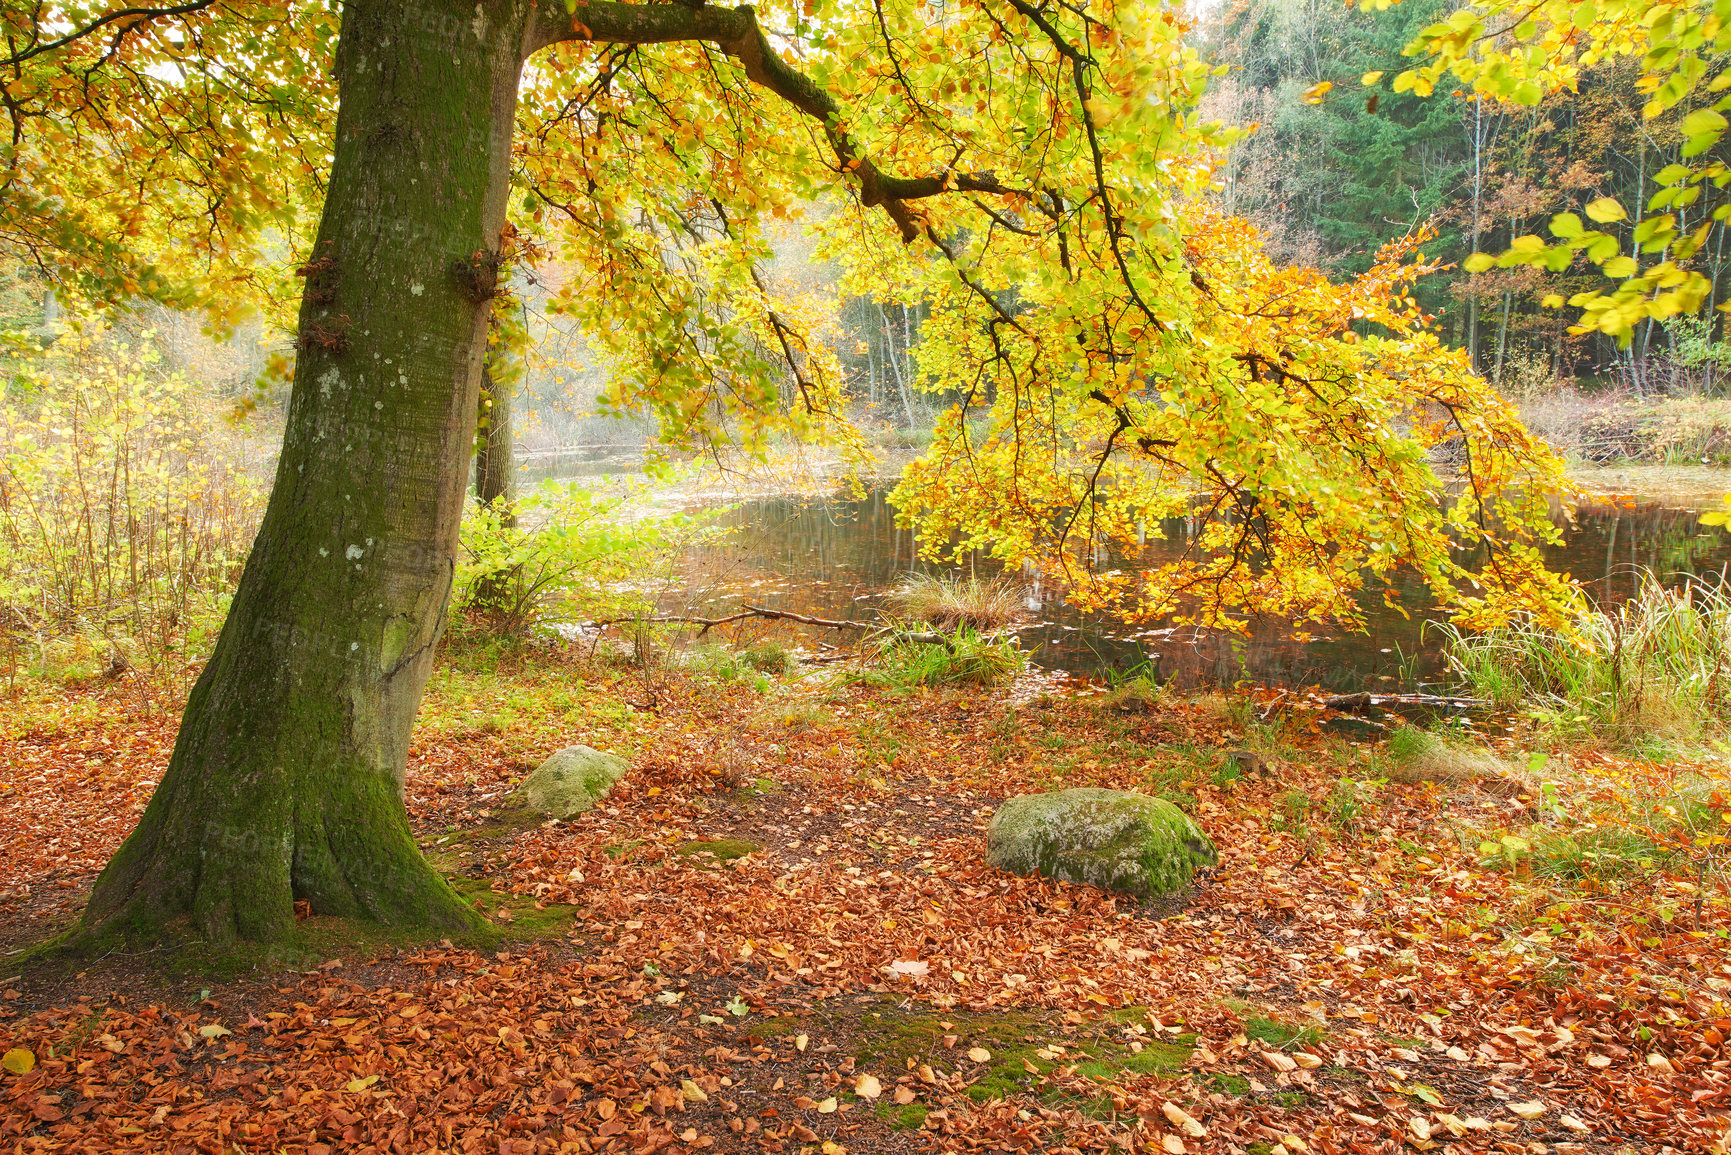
(1443, 572), (1731, 746)
(885, 573), (1024, 634)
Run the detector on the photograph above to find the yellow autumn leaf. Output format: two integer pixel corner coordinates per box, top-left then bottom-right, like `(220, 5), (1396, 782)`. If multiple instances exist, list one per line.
(1162, 1101), (1207, 1136)
(1302, 80), (1333, 104)
(1584, 197), (1626, 223)
(1361, 71), (1384, 85)
(345, 1074), (379, 1093)
(2, 1048), (34, 1075)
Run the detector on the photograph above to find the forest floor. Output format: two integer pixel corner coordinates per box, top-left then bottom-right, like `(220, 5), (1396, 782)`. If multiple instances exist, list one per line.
(0, 643), (1726, 1154)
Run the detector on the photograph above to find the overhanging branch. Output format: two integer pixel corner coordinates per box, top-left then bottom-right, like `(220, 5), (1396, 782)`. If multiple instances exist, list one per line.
(530, 2), (1016, 241)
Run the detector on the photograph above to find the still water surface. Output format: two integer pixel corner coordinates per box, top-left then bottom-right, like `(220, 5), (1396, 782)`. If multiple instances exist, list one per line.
(675, 488), (1731, 692)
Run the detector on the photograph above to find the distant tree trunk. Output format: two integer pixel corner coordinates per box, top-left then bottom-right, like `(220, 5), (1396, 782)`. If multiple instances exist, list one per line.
(877, 300), (916, 427)
(470, 357), (518, 613)
(82, 0), (535, 943)
(475, 364), (516, 523)
(1494, 289), (1512, 384)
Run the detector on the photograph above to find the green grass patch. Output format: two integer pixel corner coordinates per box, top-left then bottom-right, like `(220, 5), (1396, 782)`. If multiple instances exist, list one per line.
(839, 626), (1027, 691)
(1442, 571), (1731, 747)
(874, 1100), (931, 1130)
(808, 1004), (1194, 1116)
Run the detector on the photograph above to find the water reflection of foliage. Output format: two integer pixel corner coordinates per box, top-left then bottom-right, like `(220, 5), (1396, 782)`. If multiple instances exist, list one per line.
(675, 491), (1731, 692)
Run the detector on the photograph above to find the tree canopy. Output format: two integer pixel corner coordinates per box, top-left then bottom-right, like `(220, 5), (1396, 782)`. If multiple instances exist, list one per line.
(3, 0), (1582, 635)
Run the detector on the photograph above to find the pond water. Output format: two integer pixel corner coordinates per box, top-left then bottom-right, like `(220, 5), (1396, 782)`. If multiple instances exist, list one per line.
(675, 487), (1731, 693)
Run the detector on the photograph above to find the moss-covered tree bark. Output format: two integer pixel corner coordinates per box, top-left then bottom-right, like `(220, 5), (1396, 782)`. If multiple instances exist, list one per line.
(83, 0), (539, 943)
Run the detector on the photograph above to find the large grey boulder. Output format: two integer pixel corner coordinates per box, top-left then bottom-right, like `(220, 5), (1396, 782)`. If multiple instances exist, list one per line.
(986, 788), (1216, 899)
(516, 746), (629, 819)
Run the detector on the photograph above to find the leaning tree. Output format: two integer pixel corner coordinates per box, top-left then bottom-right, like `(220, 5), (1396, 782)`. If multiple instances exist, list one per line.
(3, 0), (1637, 943)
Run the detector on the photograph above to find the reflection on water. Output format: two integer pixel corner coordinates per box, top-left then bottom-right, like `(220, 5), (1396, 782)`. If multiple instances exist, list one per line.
(676, 490), (1731, 692)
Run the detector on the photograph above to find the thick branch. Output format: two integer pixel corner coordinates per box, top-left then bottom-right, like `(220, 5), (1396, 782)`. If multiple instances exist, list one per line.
(530, 2), (1013, 240)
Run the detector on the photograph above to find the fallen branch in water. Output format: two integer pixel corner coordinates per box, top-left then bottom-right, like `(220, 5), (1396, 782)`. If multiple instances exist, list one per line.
(589, 604), (963, 650)
(1324, 691), (1486, 711)
(589, 604), (874, 638)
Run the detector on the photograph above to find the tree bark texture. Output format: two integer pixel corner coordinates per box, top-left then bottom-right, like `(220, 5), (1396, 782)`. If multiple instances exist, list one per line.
(84, 0), (537, 943)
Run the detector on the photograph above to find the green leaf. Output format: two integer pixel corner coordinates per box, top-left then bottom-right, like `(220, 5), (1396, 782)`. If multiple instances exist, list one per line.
(1549, 212), (1584, 239)
(1462, 252), (1496, 272)
(1683, 108), (1729, 137)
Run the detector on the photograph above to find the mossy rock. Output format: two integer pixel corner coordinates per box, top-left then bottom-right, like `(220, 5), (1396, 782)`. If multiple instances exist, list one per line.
(515, 745), (628, 819)
(986, 787), (1216, 899)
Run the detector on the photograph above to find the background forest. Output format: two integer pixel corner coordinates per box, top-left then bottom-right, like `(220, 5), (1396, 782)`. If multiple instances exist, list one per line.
(1203, 0), (1731, 429)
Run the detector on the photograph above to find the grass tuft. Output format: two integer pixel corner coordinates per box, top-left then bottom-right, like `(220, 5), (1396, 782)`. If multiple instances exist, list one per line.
(841, 626), (1027, 690)
(1383, 725), (1510, 784)
(885, 574), (1024, 634)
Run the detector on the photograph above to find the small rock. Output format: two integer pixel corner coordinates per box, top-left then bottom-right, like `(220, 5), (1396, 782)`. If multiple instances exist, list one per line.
(515, 746), (629, 819)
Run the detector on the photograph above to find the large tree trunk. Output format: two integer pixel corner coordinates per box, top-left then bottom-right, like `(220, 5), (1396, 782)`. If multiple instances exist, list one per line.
(83, 0), (536, 943)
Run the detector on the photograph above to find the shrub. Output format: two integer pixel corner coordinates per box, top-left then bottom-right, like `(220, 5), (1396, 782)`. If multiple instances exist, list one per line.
(0, 326), (264, 677)
(455, 480), (716, 636)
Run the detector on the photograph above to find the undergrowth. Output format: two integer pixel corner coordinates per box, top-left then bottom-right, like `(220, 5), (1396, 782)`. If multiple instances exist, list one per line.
(1443, 572), (1731, 748)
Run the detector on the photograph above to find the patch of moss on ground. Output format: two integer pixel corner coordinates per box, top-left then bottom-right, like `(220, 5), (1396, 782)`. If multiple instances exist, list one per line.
(462, 802), (546, 839)
(874, 1100), (930, 1130)
(1211, 1073), (1251, 1095)
(674, 838), (761, 863)
(446, 876), (581, 941)
(1223, 998), (1326, 1048)
(796, 1003), (1193, 1114)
